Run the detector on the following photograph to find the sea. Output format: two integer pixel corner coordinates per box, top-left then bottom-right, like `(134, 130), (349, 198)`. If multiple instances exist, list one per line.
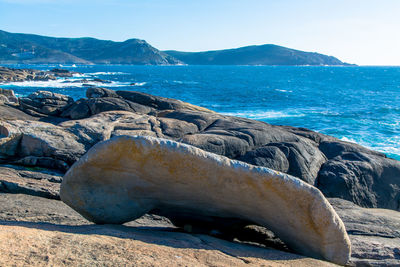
(1, 64), (399, 161)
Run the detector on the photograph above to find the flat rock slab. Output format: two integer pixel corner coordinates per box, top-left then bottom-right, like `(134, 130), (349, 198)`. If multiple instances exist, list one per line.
(61, 135), (351, 264)
(0, 166), (61, 199)
(329, 198), (400, 267)
(0, 223), (337, 267)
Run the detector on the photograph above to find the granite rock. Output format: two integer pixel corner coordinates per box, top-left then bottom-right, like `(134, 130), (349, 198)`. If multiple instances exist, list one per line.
(60, 135), (351, 265)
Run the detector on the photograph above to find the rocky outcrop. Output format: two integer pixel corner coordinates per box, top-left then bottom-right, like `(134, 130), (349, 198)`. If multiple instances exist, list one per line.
(0, 66), (56, 82)
(0, 120), (86, 171)
(60, 135), (351, 265)
(19, 91), (74, 117)
(0, 87), (399, 265)
(0, 88), (398, 212)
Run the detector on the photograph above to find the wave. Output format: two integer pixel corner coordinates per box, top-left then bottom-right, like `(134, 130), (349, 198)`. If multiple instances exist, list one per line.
(87, 72), (129, 76)
(131, 82), (147, 86)
(222, 110), (305, 120)
(275, 89), (293, 93)
(339, 136), (400, 160)
(1, 79), (132, 88)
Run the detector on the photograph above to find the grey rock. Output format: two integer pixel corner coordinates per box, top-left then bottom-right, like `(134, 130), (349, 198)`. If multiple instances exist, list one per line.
(0, 166), (61, 199)
(329, 198), (400, 267)
(0, 89), (18, 104)
(317, 149), (400, 210)
(0, 120), (86, 171)
(116, 90), (214, 113)
(61, 97), (153, 119)
(19, 91), (74, 116)
(86, 87), (120, 98)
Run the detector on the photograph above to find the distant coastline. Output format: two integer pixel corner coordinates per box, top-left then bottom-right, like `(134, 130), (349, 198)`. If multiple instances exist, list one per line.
(0, 30), (353, 66)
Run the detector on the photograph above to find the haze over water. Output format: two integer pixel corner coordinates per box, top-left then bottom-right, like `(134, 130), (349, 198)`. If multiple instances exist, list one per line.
(3, 64), (400, 160)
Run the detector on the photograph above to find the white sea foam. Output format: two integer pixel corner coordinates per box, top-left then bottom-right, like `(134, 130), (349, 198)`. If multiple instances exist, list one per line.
(131, 82), (147, 86)
(222, 110), (305, 120)
(275, 89), (293, 93)
(339, 136), (358, 143)
(1, 79), (131, 88)
(87, 72), (129, 76)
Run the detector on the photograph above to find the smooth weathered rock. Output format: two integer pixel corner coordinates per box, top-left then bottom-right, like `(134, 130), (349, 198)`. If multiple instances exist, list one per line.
(61, 135), (351, 265)
(19, 91), (74, 116)
(0, 102), (38, 121)
(329, 198), (400, 267)
(0, 120), (86, 171)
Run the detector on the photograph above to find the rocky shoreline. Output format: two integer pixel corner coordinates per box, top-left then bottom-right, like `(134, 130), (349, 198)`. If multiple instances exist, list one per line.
(0, 68), (399, 266)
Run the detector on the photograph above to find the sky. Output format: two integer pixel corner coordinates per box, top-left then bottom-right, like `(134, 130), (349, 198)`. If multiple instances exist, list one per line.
(0, 0), (399, 65)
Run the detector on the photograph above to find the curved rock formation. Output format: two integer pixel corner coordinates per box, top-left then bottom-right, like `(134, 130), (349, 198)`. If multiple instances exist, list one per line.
(60, 135), (351, 265)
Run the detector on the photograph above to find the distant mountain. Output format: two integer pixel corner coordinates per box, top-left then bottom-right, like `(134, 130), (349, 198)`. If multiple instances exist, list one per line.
(164, 44), (351, 66)
(0, 30), (181, 65)
(0, 30), (351, 65)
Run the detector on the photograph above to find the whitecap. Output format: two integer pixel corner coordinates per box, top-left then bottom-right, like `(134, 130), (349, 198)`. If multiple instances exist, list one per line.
(339, 136), (358, 143)
(87, 72), (129, 76)
(129, 82), (147, 86)
(1, 79), (131, 88)
(222, 110), (305, 120)
(275, 89), (293, 93)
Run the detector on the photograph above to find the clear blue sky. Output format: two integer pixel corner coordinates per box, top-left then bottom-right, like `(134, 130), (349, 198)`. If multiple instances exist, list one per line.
(1, 0), (399, 65)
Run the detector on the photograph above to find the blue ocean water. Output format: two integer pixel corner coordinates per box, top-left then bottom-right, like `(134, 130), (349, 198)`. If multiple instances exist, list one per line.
(2, 64), (400, 160)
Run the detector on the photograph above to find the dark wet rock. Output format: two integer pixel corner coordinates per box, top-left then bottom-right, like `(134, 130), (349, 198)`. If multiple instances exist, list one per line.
(19, 91), (74, 116)
(329, 198), (400, 267)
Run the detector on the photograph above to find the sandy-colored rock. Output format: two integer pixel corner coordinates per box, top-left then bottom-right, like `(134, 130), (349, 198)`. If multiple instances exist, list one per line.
(0, 223), (337, 267)
(61, 135), (351, 264)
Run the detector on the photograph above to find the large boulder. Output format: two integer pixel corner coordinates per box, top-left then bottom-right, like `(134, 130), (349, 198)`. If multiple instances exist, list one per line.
(60, 135), (351, 265)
